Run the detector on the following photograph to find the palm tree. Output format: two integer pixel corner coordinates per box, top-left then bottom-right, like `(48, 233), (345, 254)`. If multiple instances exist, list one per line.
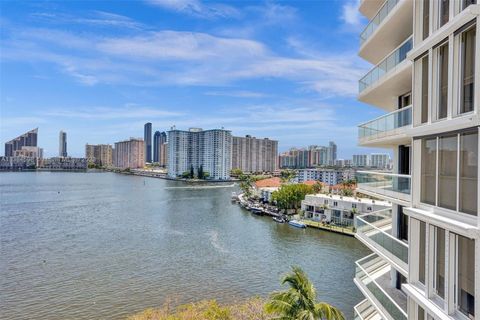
(266, 266), (344, 320)
(280, 169), (297, 184)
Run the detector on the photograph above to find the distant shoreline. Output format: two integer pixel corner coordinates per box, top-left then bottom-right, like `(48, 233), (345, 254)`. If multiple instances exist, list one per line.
(0, 168), (238, 184)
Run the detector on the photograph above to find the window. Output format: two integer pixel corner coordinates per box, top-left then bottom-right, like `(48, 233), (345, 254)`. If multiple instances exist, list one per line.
(333, 201), (338, 207)
(423, 1), (430, 40)
(459, 130), (478, 215)
(456, 234), (475, 318)
(352, 203), (356, 209)
(398, 206), (408, 241)
(460, 26), (476, 114)
(433, 227), (446, 299)
(440, 0), (449, 27)
(463, 0), (477, 10)
(421, 55), (429, 123)
(419, 220), (426, 285)
(437, 43), (449, 119)
(418, 305), (425, 320)
(420, 129), (478, 216)
(438, 135), (457, 210)
(421, 138), (436, 205)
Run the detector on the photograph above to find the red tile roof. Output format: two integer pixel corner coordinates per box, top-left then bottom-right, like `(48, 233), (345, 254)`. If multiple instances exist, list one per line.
(254, 177), (282, 188)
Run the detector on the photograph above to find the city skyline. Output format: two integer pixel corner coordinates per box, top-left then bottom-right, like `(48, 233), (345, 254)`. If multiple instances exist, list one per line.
(1, 0), (386, 158)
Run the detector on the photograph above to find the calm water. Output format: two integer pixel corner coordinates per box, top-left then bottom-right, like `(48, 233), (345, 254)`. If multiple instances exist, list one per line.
(0, 172), (370, 320)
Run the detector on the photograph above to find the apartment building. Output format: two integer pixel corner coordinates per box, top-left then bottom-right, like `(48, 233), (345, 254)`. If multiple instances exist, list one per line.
(4, 128), (38, 157)
(85, 144), (113, 167)
(354, 1), (478, 320)
(279, 142), (337, 169)
(353, 154), (370, 167)
(113, 138), (144, 169)
(144, 122), (152, 164)
(153, 131), (167, 166)
(370, 153), (391, 169)
(296, 168), (355, 185)
(231, 135), (278, 173)
(167, 128), (232, 180)
(59, 130), (67, 157)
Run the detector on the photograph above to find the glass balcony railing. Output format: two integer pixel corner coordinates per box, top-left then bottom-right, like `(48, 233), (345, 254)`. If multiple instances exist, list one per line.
(355, 210), (408, 265)
(354, 299), (377, 320)
(360, 0), (401, 45)
(358, 106), (412, 142)
(359, 37), (412, 93)
(356, 254), (408, 320)
(356, 171), (411, 200)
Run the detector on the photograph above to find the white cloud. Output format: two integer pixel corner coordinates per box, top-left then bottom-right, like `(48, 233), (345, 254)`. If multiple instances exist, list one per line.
(204, 90), (269, 98)
(340, 0), (363, 29)
(1, 17), (366, 97)
(146, 0), (240, 19)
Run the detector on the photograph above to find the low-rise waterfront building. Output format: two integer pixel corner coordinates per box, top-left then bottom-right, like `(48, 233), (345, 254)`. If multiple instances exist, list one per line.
(40, 157), (87, 170)
(85, 144), (113, 167)
(113, 138), (144, 169)
(167, 127), (232, 180)
(231, 135), (278, 173)
(302, 194), (391, 227)
(0, 156), (37, 170)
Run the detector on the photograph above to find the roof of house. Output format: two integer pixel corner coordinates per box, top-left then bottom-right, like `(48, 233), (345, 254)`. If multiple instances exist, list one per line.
(255, 177), (282, 188)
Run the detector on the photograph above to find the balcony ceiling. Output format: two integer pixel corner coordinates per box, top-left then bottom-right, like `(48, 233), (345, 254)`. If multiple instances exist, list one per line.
(358, 60), (412, 111)
(359, 0), (413, 65)
(359, 0), (384, 20)
(359, 131), (411, 148)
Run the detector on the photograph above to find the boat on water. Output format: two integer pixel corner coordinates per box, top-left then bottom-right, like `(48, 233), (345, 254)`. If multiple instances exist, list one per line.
(249, 206), (264, 215)
(273, 216), (285, 223)
(288, 220), (307, 228)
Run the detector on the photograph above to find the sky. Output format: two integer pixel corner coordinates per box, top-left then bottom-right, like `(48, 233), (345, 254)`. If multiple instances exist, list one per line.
(0, 0), (388, 158)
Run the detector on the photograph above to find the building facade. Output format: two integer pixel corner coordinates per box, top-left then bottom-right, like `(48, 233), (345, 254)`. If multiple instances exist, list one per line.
(279, 142), (337, 169)
(302, 194), (391, 227)
(59, 130), (67, 157)
(354, 1), (478, 320)
(4, 128), (38, 157)
(353, 154), (369, 167)
(370, 153), (391, 169)
(167, 128), (232, 180)
(85, 144), (113, 167)
(144, 122), (152, 163)
(231, 135), (278, 173)
(40, 157), (87, 170)
(113, 138), (144, 169)
(153, 131), (167, 166)
(295, 168), (355, 185)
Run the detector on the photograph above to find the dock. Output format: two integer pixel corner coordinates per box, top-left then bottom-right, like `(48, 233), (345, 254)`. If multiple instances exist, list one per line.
(301, 220), (355, 237)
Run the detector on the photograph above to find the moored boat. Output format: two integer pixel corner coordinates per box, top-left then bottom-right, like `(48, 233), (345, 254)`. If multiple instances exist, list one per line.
(249, 207), (264, 215)
(273, 216), (285, 223)
(288, 220), (306, 228)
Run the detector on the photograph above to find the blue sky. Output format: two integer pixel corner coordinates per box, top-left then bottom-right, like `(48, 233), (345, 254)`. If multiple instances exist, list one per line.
(0, 0), (386, 158)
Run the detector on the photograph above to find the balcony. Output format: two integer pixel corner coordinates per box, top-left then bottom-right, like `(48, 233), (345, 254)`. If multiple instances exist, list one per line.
(355, 254), (408, 320)
(359, 0), (413, 64)
(358, 106), (412, 147)
(360, 0), (401, 45)
(359, 0), (385, 20)
(356, 171), (411, 205)
(359, 37), (412, 110)
(354, 299), (383, 320)
(354, 253), (407, 320)
(355, 209), (408, 274)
